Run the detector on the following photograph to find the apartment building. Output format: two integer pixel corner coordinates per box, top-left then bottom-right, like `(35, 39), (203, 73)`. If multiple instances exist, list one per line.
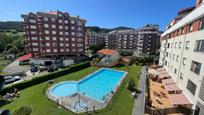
(105, 29), (136, 52)
(87, 33), (106, 46)
(21, 11), (86, 59)
(105, 25), (161, 55)
(159, 0), (204, 114)
(136, 24), (161, 54)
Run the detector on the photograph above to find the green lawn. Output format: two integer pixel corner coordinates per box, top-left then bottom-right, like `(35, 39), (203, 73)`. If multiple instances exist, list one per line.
(1, 65), (141, 115)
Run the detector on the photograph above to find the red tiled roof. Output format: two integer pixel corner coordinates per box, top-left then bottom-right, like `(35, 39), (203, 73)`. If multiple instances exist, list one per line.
(98, 49), (117, 55)
(17, 53), (32, 61)
(169, 94), (192, 106)
(163, 84), (181, 92)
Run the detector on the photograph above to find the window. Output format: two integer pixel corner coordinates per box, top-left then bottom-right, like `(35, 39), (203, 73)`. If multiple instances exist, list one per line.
(45, 37), (50, 40)
(52, 25), (56, 28)
(199, 17), (204, 30)
(190, 61), (202, 75)
(30, 25), (37, 29)
(59, 37), (63, 41)
(46, 49), (51, 53)
(187, 79), (197, 95)
(60, 49), (64, 52)
(45, 30), (49, 34)
(32, 43), (38, 46)
(44, 24), (49, 28)
(60, 43), (64, 47)
(71, 32), (75, 36)
(58, 20), (62, 23)
(182, 27), (185, 34)
(29, 19), (36, 23)
(31, 37), (38, 40)
(65, 26), (68, 30)
(71, 26), (75, 30)
(179, 42), (182, 49)
(71, 20), (75, 24)
(52, 31), (56, 35)
(185, 41), (190, 49)
(46, 43), (50, 46)
(65, 20), (68, 24)
(175, 42), (177, 48)
(59, 26), (63, 29)
(44, 17), (49, 21)
(53, 37), (57, 41)
(195, 40), (204, 52)
(53, 49), (57, 52)
(53, 43), (57, 47)
(189, 24), (193, 32)
(180, 73), (183, 80)
(59, 32), (63, 35)
(167, 43), (170, 48)
(183, 57), (187, 65)
(176, 55), (179, 62)
(51, 18), (56, 22)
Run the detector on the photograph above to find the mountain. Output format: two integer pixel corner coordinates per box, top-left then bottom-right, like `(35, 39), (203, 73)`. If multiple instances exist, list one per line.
(86, 26), (134, 33)
(0, 21), (24, 32)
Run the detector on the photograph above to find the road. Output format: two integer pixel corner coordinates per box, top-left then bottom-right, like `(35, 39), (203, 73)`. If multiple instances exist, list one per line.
(132, 66), (147, 115)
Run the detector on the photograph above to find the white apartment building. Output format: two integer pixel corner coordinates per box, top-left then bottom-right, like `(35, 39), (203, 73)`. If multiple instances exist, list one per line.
(159, 0), (204, 114)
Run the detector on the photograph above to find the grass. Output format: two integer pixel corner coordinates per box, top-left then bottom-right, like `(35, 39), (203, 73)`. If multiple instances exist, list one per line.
(0, 54), (11, 75)
(1, 65), (141, 115)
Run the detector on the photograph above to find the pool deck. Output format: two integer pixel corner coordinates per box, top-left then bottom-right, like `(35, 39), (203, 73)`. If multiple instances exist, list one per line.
(46, 68), (128, 113)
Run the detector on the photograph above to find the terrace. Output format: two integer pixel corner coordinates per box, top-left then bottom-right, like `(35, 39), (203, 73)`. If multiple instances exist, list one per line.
(146, 65), (193, 115)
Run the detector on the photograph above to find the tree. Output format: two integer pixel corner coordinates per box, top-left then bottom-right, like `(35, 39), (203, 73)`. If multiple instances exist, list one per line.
(0, 75), (5, 92)
(127, 78), (135, 91)
(12, 106), (32, 115)
(0, 33), (12, 52)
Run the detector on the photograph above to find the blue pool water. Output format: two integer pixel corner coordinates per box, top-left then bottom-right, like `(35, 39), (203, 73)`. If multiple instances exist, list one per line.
(51, 68), (126, 102)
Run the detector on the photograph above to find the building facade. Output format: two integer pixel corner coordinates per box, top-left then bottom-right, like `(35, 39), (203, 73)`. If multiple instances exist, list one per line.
(105, 25), (161, 55)
(87, 33), (106, 46)
(21, 11), (86, 58)
(136, 25), (161, 54)
(159, 0), (204, 114)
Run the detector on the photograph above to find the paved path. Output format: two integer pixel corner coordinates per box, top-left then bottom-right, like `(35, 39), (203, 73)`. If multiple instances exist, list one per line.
(132, 66), (147, 115)
(3, 60), (30, 74)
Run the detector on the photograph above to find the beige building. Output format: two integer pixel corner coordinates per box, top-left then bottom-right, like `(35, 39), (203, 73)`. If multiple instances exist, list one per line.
(159, 0), (204, 114)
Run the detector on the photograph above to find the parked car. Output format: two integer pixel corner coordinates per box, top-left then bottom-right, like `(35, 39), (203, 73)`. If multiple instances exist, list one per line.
(30, 66), (38, 73)
(48, 66), (58, 72)
(39, 66), (48, 72)
(4, 76), (22, 84)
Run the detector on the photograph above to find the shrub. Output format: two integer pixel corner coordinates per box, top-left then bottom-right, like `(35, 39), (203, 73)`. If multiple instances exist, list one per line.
(127, 78), (135, 91)
(0, 61), (90, 95)
(12, 106), (32, 115)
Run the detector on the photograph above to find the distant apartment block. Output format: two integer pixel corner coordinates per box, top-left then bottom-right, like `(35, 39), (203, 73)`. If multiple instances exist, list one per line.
(159, 0), (204, 114)
(105, 25), (161, 55)
(87, 33), (106, 46)
(136, 24), (161, 54)
(21, 11), (86, 58)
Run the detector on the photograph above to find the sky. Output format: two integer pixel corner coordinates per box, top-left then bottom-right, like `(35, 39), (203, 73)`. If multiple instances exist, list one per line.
(0, 0), (195, 30)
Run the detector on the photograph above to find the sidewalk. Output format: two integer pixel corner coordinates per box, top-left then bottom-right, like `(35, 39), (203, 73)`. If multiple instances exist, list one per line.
(132, 66), (147, 115)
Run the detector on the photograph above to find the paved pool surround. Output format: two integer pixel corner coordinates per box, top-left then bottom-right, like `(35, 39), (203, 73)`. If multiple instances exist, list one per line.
(46, 68), (127, 113)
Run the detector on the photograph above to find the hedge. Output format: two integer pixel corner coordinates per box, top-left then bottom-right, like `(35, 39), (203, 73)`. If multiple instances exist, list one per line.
(0, 61), (90, 95)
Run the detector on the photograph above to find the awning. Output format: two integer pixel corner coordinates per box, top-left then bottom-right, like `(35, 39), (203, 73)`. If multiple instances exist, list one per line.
(17, 53), (32, 61)
(163, 84), (182, 92)
(162, 78), (176, 85)
(169, 94), (192, 106)
(158, 72), (171, 79)
(148, 69), (158, 76)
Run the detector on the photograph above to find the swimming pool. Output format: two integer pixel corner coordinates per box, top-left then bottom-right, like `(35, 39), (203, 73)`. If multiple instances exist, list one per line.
(51, 68), (127, 102)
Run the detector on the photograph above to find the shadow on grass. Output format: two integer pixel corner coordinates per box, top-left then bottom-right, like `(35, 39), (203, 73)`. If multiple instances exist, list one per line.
(0, 99), (10, 107)
(113, 64), (125, 68)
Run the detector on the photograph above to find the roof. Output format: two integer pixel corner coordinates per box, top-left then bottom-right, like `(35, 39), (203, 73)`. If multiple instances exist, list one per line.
(169, 94), (192, 106)
(162, 3), (204, 37)
(98, 49), (117, 55)
(163, 84), (181, 92)
(17, 53), (32, 61)
(162, 78), (176, 85)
